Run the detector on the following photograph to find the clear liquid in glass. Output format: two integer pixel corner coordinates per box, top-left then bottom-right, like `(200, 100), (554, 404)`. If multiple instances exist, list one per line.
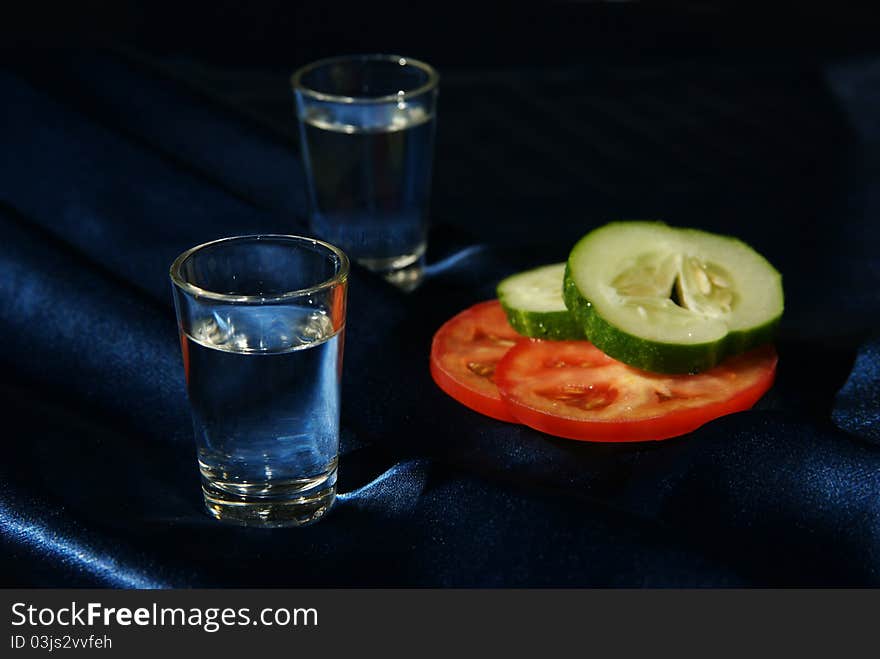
(182, 304), (343, 526)
(300, 104), (435, 274)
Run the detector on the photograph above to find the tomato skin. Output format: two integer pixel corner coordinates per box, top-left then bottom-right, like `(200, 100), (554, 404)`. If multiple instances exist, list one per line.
(430, 301), (521, 423)
(431, 302), (778, 440)
(495, 340), (777, 442)
(430, 357), (516, 422)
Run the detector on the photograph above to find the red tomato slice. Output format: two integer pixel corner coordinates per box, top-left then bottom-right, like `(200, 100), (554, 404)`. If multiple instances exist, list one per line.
(495, 340), (777, 442)
(430, 300), (522, 422)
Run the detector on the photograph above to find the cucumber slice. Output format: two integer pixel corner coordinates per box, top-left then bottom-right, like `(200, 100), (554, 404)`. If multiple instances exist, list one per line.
(564, 222), (783, 373)
(497, 263), (586, 340)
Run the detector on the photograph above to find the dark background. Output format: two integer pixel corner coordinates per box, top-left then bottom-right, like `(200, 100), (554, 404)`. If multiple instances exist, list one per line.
(6, 3), (880, 64)
(3, 2), (880, 587)
(5, 2), (877, 253)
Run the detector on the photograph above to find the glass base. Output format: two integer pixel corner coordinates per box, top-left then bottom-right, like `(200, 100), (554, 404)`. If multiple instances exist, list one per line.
(358, 249), (425, 292)
(200, 465), (337, 528)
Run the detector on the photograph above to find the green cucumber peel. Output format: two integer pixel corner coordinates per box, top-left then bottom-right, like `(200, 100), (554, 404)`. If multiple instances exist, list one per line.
(563, 222), (783, 374)
(497, 263), (586, 340)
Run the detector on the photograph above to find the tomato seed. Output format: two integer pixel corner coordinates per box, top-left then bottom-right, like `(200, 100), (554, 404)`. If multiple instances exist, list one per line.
(537, 384), (617, 411)
(467, 361), (496, 378)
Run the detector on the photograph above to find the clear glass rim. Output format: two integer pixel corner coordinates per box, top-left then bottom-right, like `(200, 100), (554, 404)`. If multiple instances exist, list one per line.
(169, 234), (350, 304)
(291, 54), (439, 105)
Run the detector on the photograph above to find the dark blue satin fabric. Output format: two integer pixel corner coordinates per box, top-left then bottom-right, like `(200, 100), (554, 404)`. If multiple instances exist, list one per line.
(2, 51), (879, 587)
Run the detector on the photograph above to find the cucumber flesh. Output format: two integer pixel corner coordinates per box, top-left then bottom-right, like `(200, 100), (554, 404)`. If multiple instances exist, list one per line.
(497, 263), (586, 340)
(565, 222), (783, 373)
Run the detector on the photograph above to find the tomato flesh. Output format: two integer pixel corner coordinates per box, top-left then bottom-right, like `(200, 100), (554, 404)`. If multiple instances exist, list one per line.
(495, 340), (777, 442)
(430, 300), (522, 422)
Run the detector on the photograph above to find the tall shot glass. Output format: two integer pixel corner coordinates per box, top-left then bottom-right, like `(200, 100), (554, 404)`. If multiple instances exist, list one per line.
(170, 235), (349, 527)
(292, 54), (438, 290)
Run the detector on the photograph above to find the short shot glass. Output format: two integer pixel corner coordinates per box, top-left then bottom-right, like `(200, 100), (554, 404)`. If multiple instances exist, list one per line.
(292, 54), (438, 290)
(170, 235), (349, 527)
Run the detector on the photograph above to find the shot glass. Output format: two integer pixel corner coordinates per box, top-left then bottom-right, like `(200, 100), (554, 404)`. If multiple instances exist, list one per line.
(170, 235), (349, 527)
(292, 54), (438, 290)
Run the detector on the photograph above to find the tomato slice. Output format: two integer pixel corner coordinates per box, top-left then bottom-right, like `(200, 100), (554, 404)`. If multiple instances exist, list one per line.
(495, 340), (777, 442)
(430, 300), (522, 422)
